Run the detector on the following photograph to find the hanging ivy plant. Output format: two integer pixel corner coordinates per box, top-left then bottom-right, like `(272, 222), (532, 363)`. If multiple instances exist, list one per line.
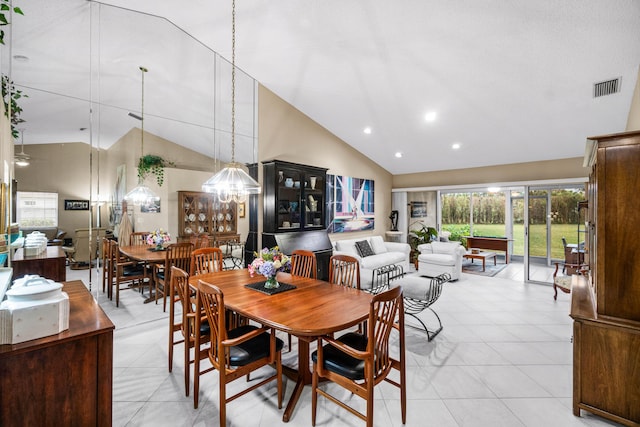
(1, 75), (27, 139)
(0, 0), (24, 46)
(137, 154), (175, 187)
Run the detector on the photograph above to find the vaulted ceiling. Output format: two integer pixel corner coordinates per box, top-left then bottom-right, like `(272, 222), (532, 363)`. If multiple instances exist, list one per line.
(7, 0), (640, 175)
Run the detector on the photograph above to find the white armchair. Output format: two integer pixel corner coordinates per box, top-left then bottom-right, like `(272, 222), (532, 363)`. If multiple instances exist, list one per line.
(417, 241), (466, 281)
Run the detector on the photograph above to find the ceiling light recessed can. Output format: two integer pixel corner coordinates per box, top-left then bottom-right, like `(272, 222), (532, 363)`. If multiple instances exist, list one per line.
(363, 127), (372, 134)
(452, 143), (461, 150)
(13, 54), (29, 62)
(424, 111), (437, 122)
(395, 152), (402, 158)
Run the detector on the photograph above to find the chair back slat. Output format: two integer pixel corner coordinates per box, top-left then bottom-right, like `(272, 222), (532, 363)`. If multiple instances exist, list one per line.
(328, 254), (361, 289)
(369, 286), (403, 379)
(197, 280), (225, 367)
(291, 249), (317, 279)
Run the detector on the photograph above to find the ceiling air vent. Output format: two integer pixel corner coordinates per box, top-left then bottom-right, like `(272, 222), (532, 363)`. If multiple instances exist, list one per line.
(593, 78), (620, 98)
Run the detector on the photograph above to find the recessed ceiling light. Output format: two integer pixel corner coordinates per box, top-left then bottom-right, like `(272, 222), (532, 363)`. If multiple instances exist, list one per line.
(363, 127), (372, 134)
(452, 143), (461, 150)
(13, 54), (29, 62)
(395, 152), (402, 158)
(424, 111), (437, 122)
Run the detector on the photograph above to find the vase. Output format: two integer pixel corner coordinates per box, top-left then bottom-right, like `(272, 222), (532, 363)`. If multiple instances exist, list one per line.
(155, 243), (163, 251)
(264, 276), (279, 289)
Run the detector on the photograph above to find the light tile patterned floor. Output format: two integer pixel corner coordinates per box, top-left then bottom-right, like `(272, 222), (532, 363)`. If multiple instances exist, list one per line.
(66, 264), (623, 427)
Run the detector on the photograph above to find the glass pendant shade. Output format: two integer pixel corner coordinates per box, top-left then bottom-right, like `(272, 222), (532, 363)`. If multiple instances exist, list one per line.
(202, 162), (261, 203)
(125, 181), (158, 206)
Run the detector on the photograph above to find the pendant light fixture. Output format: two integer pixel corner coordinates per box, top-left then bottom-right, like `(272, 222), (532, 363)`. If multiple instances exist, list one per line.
(202, 0), (261, 203)
(125, 66), (158, 206)
(15, 129), (30, 167)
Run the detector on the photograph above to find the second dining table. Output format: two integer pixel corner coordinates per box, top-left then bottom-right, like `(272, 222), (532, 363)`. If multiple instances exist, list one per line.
(188, 269), (374, 422)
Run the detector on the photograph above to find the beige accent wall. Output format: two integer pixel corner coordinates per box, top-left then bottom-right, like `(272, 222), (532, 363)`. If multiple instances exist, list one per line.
(393, 157), (588, 189)
(257, 85), (393, 244)
(627, 67), (640, 131)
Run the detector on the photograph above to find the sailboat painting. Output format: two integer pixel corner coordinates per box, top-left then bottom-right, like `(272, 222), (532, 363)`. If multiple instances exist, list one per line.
(326, 174), (375, 233)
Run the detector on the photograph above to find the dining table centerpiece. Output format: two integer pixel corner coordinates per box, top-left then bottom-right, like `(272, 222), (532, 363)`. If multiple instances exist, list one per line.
(147, 228), (171, 251)
(248, 246), (291, 289)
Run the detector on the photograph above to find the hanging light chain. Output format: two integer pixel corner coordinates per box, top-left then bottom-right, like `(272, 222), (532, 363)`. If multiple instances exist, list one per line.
(231, 0), (236, 163)
(140, 66), (148, 159)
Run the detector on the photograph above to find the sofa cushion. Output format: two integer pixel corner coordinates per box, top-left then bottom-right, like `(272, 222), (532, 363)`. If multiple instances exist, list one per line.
(335, 240), (359, 256)
(369, 236), (388, 254)
(355, 240), (375, 257)
(430, 241), (461, 254)
(418, 253), (456, 267)
(360, 252), (406, 269)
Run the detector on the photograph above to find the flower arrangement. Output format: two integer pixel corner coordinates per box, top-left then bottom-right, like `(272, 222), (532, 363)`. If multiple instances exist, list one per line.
(146, 229), (171, 249)
(248, 246), (291, 289)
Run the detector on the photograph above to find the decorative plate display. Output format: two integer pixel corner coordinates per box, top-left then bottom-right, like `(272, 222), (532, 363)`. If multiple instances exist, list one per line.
(184, 227), (193, 234)
(188, 213), (196, 222)
(198, 226), (204, 233)
(225, 225), (232, 232)
(217, 213), (224, 221)
(218, 226), (224, 232)
(225, 213), (232, 221)
(198, 202), (204, 210)
(198, 213), (206, 221)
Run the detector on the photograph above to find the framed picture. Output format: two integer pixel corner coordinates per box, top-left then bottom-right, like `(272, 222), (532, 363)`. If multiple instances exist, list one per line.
(65, 199), (90, 211)
(410, 201), (427, 218)
(238, 202), (246, 218)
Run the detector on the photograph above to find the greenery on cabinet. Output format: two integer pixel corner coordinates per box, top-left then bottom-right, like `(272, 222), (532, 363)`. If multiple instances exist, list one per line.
(0, 0), (24, 45)
(1, 75), (27, 139)
(137, 154), (174, 187)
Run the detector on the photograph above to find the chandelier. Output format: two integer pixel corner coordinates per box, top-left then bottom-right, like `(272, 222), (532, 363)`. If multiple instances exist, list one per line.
(202, 0), (261, 203)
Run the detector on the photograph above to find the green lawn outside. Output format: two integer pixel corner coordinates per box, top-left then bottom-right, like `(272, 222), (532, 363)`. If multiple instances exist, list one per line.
(459, 223), (581, 259)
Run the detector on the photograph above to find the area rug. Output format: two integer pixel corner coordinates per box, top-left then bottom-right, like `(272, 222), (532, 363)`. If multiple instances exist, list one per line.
(462, 261), (508, 277)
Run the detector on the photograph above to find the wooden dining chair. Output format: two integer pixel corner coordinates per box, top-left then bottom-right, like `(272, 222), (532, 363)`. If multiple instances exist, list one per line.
(195, 279), (284, 423)
(111, 240), (147, 307)
(190, 247), (224, 276)
(100, 237), (113, 295)
(311, 286), (406, 427)
(154, 242), (194, 311)
(285, 249), (318, 350)
(129, 231), (149, 246)
(328, 254), (361, 289)
(190, 233), (210, 250)
(291, 249), (317, 279)
(167, 266), (213, 404)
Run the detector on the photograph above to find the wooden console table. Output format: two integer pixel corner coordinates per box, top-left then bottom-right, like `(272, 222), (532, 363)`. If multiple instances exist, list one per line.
(464, 236), (512, 263)
(0, 280), (114, 426)
(12, 246), (67, 282)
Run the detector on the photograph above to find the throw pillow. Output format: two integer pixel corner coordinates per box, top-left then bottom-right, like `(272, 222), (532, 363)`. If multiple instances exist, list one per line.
(355, 240), (375, 257)
(370, 236), (388, 254)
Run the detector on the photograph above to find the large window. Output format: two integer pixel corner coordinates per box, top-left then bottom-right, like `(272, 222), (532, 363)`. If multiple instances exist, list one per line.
(16, 192), (58, 227)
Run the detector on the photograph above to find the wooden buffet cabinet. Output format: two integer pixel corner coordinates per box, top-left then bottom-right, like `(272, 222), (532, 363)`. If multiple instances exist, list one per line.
(0, 280), (114, 426)
(571, 130), (640, 426)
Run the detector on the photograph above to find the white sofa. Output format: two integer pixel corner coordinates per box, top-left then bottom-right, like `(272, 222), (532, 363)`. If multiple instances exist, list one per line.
(332, 235), (410, 290)
(417, 241), (466, 281)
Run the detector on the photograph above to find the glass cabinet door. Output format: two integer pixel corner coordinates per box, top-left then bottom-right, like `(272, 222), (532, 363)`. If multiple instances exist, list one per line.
(304, 173), (323, 229)
(277, 167), (302, 230)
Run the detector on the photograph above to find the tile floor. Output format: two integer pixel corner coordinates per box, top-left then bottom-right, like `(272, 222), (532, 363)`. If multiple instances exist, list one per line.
(66, 265), (622, 427)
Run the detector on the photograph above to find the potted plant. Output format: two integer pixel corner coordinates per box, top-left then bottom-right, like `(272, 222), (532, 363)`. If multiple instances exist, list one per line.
(408, 222), (438, 268)
(137, 154), (174, 187)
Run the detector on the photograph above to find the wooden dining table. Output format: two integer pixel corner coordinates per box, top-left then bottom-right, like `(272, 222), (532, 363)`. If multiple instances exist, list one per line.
(188, 269), (374, 422)
(118, 245), (167, 303)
